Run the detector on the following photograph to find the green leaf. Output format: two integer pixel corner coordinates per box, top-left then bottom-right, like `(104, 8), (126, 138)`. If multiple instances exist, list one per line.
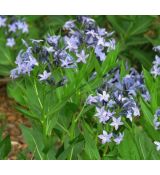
(83, 122), (100, 160)
(107, 16), (126, 36)
(20, 125), (44, 160)
(143, 67), (154, 91)
(100, 44), (120, 75)
(119, 126), (160, 160)
(140, 98), (153, 126)
(130, 49), (152, 69)
(0, 135), (11, 160)
(127, 16), (154, 36)
(134, 126), (160, 160)
(118, 129), (140, 160)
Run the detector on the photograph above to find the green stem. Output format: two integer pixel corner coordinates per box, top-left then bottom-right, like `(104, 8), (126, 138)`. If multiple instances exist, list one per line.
(33, 79), (43, 111)
(74, 104), (86, 123)
(57, 122), (70, 136)
(69, 147), (74, 160)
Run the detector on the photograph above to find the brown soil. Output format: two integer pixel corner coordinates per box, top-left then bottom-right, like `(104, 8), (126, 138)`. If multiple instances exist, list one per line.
(0, 84), (30, 160)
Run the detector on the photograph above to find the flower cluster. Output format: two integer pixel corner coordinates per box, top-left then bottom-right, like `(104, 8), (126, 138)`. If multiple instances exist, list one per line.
(0, 16), (29, 48)
(11, 16), (115, 83)
(10, 48), (38, 79)
(153, 109), (160, 130)
(86, 67), (150, 145)
(151, 46), (160, 77)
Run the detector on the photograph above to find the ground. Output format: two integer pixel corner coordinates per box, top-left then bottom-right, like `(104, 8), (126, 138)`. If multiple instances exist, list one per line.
(0, 84), (30, 160)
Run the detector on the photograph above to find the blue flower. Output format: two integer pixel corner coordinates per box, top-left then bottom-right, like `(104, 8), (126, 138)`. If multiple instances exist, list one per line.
(110, 117), (124, 130)
(8, 23), (17, 32)
(64, 36), (79, 52)
(39, 70), (51, 81)
(97, 36), (106, 47)
(95, 107), (110, 124)
(81, 16), (95, 26)
(107, 99), (116, 108)
(95, 107), (114, 124)
(97, 91), (110, 102)
(10, 48), (38, 78)
(60, 55), (76, 68)
(6, 38), (15, 47)
(153, 109), (160, 130)
(151, 49), (160, 78)
(86, 30), (98, 38)
(63, 20), (75, 30)
(132, 106), (140, 117)
(153, 45), (160, 53)
(98, 131), (113, 144)
(76, 50), (89, 64)
(0, 16), (6, 27)
(126, 111), (133, 122)
(105, 39), (116, 52)
(46, 35), (60, 47)
(86, 95), (98, 105)
(114, 133), (124, 144)
(97, 27), (107, 36)
(151, 65), (160, 77)
(16, 20), (28, 33)
(10, 68), (19, 79)
(95, 46), (106, 61)
(153, 55), (160, 65)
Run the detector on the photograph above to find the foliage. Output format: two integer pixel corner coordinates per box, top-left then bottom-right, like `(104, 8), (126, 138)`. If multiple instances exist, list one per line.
(0, 15), (160, 159)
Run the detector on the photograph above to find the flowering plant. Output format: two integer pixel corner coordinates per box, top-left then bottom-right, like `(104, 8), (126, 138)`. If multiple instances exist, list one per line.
(4, 16), (160, 160)
(0, 16), (29, 76)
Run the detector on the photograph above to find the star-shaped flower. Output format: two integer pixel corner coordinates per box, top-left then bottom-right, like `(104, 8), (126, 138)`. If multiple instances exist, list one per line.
(97, 91), (110, 102)
(16, 21), (29, 33)
(8, 23), (17, 32)
(132, 106), (140, 117)
(76, 50), (89, 64)
(114, 132), (124, 144)
(82, 16), (95, 24)
(97, 27), (107, 36)
(97, 37), (106, 47)
(86, 95), (98, 105)
(95, 107), (114, 124)
(98, 131), (113, 144)
(46, 35), (60, 46)
(63, 20), (75, 30)
(86, 30), (98, 37)
(110, 117), (124, 130)
(65, 36), (79, 51)
(95, 107), (110, 124)
(21, 22), (29, 33)
(60, 55), (74, 68)
(151, 65), (160, 78)
(95, 47), (106, 61)
(24, 54), (38, 67)
(39, 70), (51, 81)
(6, 38), (15, 47)
(105, 39), (116, 52)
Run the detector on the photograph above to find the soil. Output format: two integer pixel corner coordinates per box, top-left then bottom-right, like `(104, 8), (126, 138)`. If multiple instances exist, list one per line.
(0, 84), (30, 160)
